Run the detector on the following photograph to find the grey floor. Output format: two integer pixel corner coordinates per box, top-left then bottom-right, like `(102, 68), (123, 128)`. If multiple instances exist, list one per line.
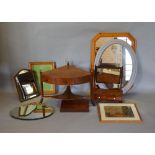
(0, 91), (155, 133)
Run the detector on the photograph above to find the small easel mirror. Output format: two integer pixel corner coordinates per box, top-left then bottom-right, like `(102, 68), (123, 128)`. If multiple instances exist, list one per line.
(14, 69), (40, 102)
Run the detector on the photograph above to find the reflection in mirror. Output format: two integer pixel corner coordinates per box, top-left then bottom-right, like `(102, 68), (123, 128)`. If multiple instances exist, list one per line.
(18, 70), (28, 75)
(99, 43), (133, 88)
(91, 32), (137, 94)
(96, 37), (133, 53)
(94, 39), (137, 94)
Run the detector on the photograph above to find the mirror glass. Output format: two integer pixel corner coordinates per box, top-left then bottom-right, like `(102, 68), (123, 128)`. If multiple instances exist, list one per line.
(95, 39), (137, 94)
(14, 69), (40, 102)
(99, 44), (133, 88)
(10, 105), (54, 120)
(96, 37), (132, 52)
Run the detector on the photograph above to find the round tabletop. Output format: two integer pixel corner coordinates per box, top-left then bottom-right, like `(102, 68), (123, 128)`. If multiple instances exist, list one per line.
(41, 65), (92, 85)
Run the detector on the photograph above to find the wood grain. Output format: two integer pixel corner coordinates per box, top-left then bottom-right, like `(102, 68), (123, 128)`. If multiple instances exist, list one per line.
(40, 64), (93, 111)
(41, 65), (92, 85)
(60, 99), (89, 112)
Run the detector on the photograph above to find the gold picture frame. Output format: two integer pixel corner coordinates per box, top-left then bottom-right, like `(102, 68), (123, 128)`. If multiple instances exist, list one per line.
(29, 61), (56, 96)
(97, 103), (142, 123)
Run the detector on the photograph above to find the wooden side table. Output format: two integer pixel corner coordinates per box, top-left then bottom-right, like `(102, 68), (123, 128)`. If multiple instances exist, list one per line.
(40, 64), (93, 112)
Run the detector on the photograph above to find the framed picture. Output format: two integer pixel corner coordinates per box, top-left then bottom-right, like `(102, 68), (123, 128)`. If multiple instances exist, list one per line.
(97, 103), (142, 123)
(29, 61), (56, 96)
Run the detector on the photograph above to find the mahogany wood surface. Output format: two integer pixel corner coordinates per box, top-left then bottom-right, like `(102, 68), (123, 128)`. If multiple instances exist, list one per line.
(41, 65), (91, 85)
(93, 88), (123, 102)
(92, 65), (123, 103)
(95, 65), (123, 85)
(40, 64), (93, 112)
(60, 99), (89, 112)
(96, 73), (121, 84)
(52, 86), (90, 100)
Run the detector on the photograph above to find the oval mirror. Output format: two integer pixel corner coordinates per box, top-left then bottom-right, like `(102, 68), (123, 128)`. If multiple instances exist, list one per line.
(94, 39), (137, 94)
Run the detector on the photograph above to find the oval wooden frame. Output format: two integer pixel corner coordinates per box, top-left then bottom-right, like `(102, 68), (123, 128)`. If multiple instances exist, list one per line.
(94, 39), (137, 94)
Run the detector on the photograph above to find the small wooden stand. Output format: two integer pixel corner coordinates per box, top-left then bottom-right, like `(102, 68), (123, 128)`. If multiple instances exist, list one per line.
(40, 63), (92, 112)
(61, 99), (89, 112)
